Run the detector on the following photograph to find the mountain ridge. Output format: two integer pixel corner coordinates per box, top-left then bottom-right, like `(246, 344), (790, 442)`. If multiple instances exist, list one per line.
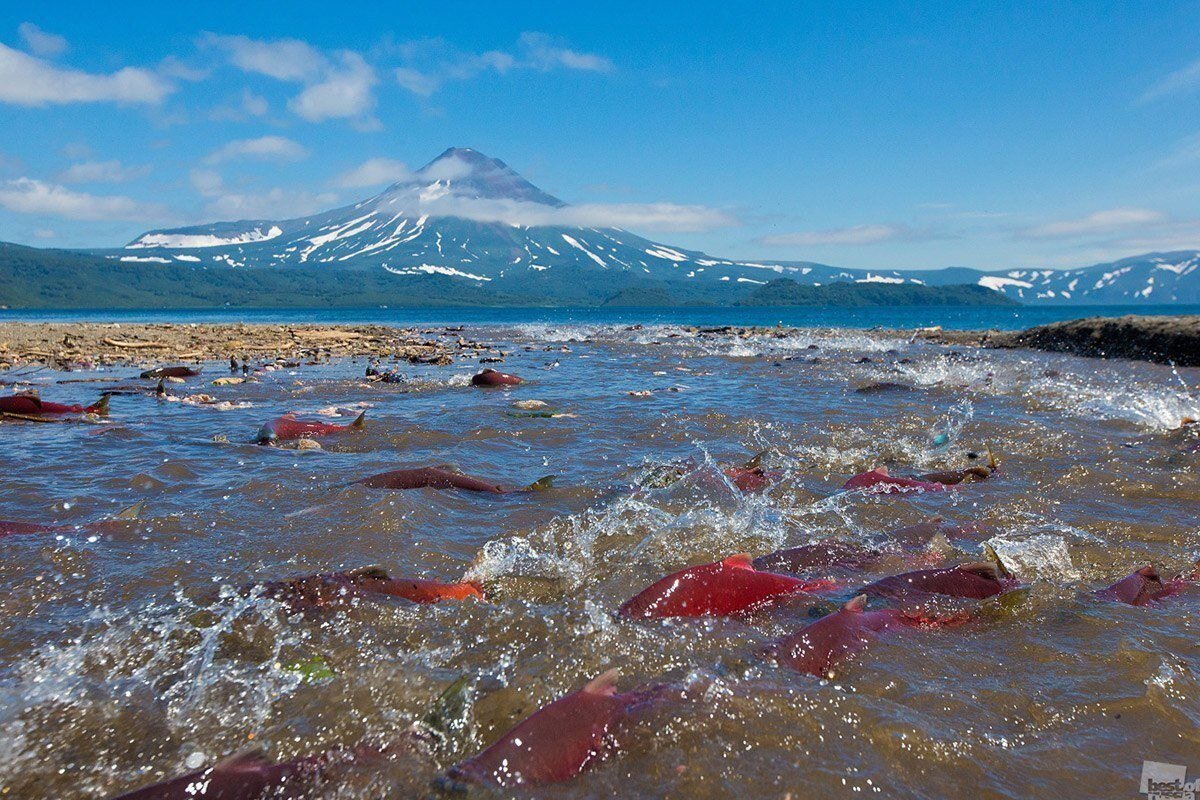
(10, 146), (1200, 306)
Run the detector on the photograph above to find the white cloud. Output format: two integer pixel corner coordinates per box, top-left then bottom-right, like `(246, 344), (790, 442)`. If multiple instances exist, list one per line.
(518, 32), (613, 73)
(1140, 58), (1200, 103)
(58, 159), (150, 184)
(18, 22), (67, 58)
(759, 224), (909, 246)
(332, 157), (412, 188)
(0, 43), (173, 106)
(209, 88), (269, 121)
(189, 168), (337, 220)
(288, 51), (376, 122)
(1021, 207), (1166, 239)
(391, 32), (612, 96)
(203, 33), (377, 124)
(387, 193), (733, 233)
(0, 177), (161, 221)
(204, 136), (308, 164)
(199, 32), (324, 81)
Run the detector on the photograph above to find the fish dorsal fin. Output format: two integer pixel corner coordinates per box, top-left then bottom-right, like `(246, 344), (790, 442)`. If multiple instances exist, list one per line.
(112, 501), (146, 520)
(350, 411), (366, 429)
(348, 565), (391, 581)
(927, 514), (945, 525)
(17, 393), (42, 409)
(958, 562), (999, 581)
(583, 668), (620, 696)
(212, 749), (270, 773)
(721, 553), (754, 569)
(1138, 565), (1161, 582)
(524, 475), (555, 492)
(985, 443), (998, 470)
(982, 544), (1015, 580)
(875, 466), (890, 476)
(844, 595), (868, 613)
(743, 450), (768, 469)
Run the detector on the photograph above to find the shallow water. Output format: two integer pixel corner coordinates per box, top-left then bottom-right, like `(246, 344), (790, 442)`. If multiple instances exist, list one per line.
(1, 323), (1198, 799)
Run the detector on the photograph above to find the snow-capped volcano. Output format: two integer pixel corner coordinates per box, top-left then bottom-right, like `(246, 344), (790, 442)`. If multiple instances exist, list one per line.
(118, 147), (1200, 304)
(121, 147), (852, 285)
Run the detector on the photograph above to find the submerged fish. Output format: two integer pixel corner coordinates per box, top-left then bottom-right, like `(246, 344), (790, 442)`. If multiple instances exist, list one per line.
(618, 554), (832, 618)
(256, 411), (365, 444)
(767, 595), (935, 677)
(257, 566), (483, 611)
(472, 368), (523, 387)
(0, 501), (144, 539)
(444, 669), (666, 788)
(0, 392), (109, 417)
(109, 749), (332, 800)
(357, 466), (553, 493)
(1095, 563), (1199, 606)
(752, 541), (885, 574)
(861, 561), (1018, 601)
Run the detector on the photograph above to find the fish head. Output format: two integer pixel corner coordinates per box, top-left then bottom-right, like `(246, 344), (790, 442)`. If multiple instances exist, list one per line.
(255, 422), (278, 445)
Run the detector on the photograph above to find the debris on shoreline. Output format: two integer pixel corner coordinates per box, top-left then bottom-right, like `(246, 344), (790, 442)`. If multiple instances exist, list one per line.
(0, 323), (498, 370)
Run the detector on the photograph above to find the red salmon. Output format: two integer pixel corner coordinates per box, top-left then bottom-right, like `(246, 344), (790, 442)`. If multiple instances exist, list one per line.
(1095, 563), (1198, 606)
(258, 566), (483, 611)
(768, 595), (928, 677)
(357, 466), (553, 493)
(0, 392), (109, 417)
(256, 411), (365, 444)
(861, 562), (1018, 601)
(472, 368), (523, 387)
(618, 554), (833, 618)
(445, 669), (653, 788)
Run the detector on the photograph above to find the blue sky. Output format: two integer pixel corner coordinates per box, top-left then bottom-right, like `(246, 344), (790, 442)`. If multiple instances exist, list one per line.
(0, 1), (1198, 269)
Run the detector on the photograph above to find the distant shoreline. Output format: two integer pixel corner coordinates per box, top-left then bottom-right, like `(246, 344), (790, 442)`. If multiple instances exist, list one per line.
(1, 315), (1196, 370)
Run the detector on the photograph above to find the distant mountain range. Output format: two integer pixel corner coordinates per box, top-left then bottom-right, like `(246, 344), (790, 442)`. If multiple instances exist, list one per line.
(0, 147), (1196, 308)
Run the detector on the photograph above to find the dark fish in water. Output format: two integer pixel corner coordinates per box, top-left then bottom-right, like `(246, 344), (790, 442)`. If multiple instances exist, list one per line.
(257, 566), (483, 611)
(444, 669), (671, 788)
(0, 501), (144, 539)
(723, 464), (773, 492)
(1094, 563), (1199, 606)
(358, 466), (554, 493)
(861, 561), (1019, 601)
(853, 381), (915, 394)
(108, 671), (478, 799)
(139, 366), (201, 379)
(0, 392), (109, 417)
(471, 368), (523, 387)
(109, 749), (334, 800)
(887, 515), (994, 547)
(618, 554), (833, 619)
(841, 467), (951, 494)
(256, 411), (365, 444)
(753, 541), (885, 574)
(767, 595), (948, 677)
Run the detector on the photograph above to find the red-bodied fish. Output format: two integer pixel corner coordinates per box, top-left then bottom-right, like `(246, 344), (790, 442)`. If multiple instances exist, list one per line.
(0, 392), (109, 417)
(444, 669), (659, 788)
(768, 595), (931, 677)
(109, 749), (330, 800)
(256, 411), (365, 444)
(861, 562), (1018, 601)
(724, 465), (773, 493)
(0, 502), (144, 539)
(618, 553), (833, 619)
(357, 466), (553, 493)
(257, 566), (483, 611)
(752, 540), (884, 574)
(1095, 564), (1199, 606)
(472, 368), (523, 387)
(840, 467), (951, 494)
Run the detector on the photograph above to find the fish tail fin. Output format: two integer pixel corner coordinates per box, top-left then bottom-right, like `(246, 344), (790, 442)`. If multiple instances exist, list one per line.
(155, 379), (166, 397)
(985, 442), (998, 470)
(112, 500), (146, 520)
(524, 475), (555, 492)
(90, 393), (111, 416)
(351, 411), (366, 429)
